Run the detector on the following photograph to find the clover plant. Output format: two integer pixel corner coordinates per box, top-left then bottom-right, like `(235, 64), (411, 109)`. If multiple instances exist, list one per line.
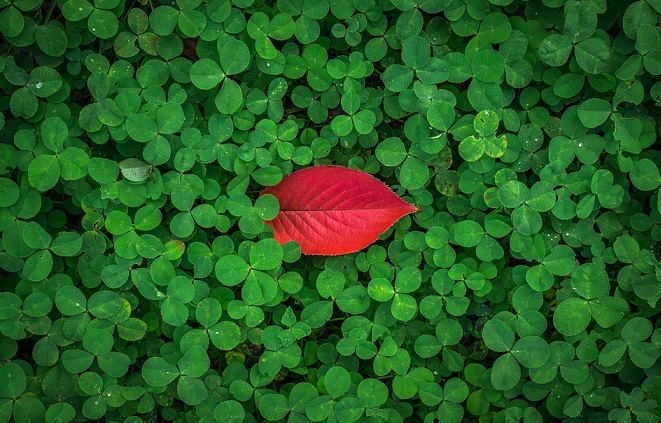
(0, 0), (660, 422)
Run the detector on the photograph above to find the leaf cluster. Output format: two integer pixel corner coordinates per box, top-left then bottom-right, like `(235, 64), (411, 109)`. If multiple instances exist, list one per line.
(0, 0), (660, 422)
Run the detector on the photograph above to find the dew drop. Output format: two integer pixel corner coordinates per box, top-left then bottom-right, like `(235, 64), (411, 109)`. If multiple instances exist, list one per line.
(75, 302), (80, 307)
(35, 82), (43, 89)
(79, 7), (83, 11)
(574, 31), (579, 37)
(107, 393), (111, 396)
(433, 371), (438, 375)
(578, 142), (583, 147)
(266, 63), (271, 67)
(94, 401), (99, 405)
(92, 28), (96, 32)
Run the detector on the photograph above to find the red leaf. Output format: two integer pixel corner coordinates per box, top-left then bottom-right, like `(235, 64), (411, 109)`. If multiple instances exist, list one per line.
(261, 166), (418, 255)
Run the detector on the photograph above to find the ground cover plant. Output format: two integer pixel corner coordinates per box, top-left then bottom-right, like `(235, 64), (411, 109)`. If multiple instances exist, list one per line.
(0, 0), (660, 421)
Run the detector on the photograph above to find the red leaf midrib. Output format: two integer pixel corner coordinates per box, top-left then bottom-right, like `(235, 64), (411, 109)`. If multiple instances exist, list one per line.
(277, 208), (413, 212)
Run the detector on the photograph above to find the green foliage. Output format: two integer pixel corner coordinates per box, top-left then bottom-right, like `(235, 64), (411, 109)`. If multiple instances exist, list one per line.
(0, 0), (660, 422)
